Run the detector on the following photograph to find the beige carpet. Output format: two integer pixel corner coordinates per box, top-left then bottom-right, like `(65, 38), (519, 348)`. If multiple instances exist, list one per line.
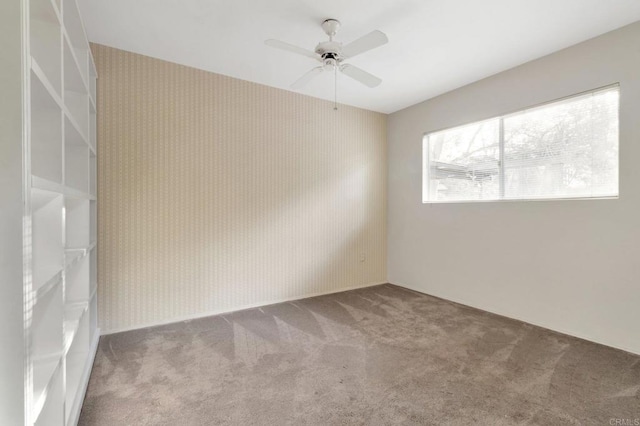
(79, 284), (640, 425)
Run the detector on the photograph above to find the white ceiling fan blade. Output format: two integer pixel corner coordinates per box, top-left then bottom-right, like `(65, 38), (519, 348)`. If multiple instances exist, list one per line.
(340, 64), (382, 88)
(291, 66), (324, 89)
(341, 30), (388, 59)
(265, 39), (319, 60)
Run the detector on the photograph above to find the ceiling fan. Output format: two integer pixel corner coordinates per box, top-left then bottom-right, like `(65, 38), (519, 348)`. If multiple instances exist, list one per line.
(265, 19), (388, 90)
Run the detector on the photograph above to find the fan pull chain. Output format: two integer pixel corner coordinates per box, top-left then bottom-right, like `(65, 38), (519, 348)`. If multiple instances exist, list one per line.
(334, 65), (338, 111)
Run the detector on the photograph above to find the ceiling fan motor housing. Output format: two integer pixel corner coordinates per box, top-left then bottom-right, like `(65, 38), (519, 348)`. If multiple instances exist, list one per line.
(315, 41), (343, 67)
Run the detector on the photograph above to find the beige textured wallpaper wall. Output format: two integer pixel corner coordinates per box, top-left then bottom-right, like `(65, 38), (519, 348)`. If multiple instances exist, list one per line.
(91, 44), (387, 334)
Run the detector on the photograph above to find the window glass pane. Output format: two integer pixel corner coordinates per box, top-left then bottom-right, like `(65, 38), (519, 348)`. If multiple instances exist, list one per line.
(422, 86), (619, 203)
(426, 119), (500, 201)
(503, 88), (619, 199)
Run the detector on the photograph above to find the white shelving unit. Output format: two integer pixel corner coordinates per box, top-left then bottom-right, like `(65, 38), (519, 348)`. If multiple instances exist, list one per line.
(1, 0), (99, 424)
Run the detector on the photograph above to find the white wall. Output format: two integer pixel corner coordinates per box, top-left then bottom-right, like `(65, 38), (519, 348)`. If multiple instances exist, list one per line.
(0, 0), (25, 423)
(388, 22), (640, 355)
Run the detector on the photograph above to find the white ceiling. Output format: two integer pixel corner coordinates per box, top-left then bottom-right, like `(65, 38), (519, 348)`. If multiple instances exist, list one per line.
(78, 0), (640, 114)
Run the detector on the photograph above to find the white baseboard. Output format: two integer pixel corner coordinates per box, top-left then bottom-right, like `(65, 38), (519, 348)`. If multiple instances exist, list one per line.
(102, 282), (388, 335)
(391, 281), (640, 356)
(68, 329), (101, 426)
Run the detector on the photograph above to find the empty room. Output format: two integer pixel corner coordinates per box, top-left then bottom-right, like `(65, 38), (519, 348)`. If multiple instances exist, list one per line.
(2, 0), (640, 424)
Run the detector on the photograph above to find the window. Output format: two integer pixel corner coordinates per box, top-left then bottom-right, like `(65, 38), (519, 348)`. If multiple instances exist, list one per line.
(423, 86), (619, 203)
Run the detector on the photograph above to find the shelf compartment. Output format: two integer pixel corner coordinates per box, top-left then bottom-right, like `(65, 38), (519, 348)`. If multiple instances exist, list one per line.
(31, 70), (63, 185)
(31, 0), (60, 22)
(74, 48), (90, 95)
(64, 92), (89, 142)
(34, 271), (63, 304)
(89, 243), (97, 294)
(89, 289), (98, 342)
(90, 200), (97, 244)
(30, 0), (62, 99)
(64, 249), (82, 270)
(74, 47), (89, 86)
(65, 254), (90, 304)
(32, 175), (64, 195)
(31, 59), (63, 108)
(64, 116), (89, 193)
(64, 242), (94, 269)
(32, 189), (64, 291)
(32, 354), (62, 422)
(89, 150), (97, 196)
(34, 364), (64, 426)
(63, 35), (89, 140)
(62, 0), (91, 54)
(89, 78), (97, 108)
(65, 309), (90, 424)
(89, 109), (97, 153)
(63, 37), (88, 95)
(65, 198), (90, 249)
(89, 53), (97, 104)
(64, 302), (88, 353)
(89, 232), (97, 343)
(31, 285), (63, 418)
(65, 186), (95, 201)
(31, 283), (64, 417)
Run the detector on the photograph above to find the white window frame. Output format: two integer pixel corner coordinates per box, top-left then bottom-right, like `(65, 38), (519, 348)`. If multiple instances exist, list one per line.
(422, 84), (620, 204)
